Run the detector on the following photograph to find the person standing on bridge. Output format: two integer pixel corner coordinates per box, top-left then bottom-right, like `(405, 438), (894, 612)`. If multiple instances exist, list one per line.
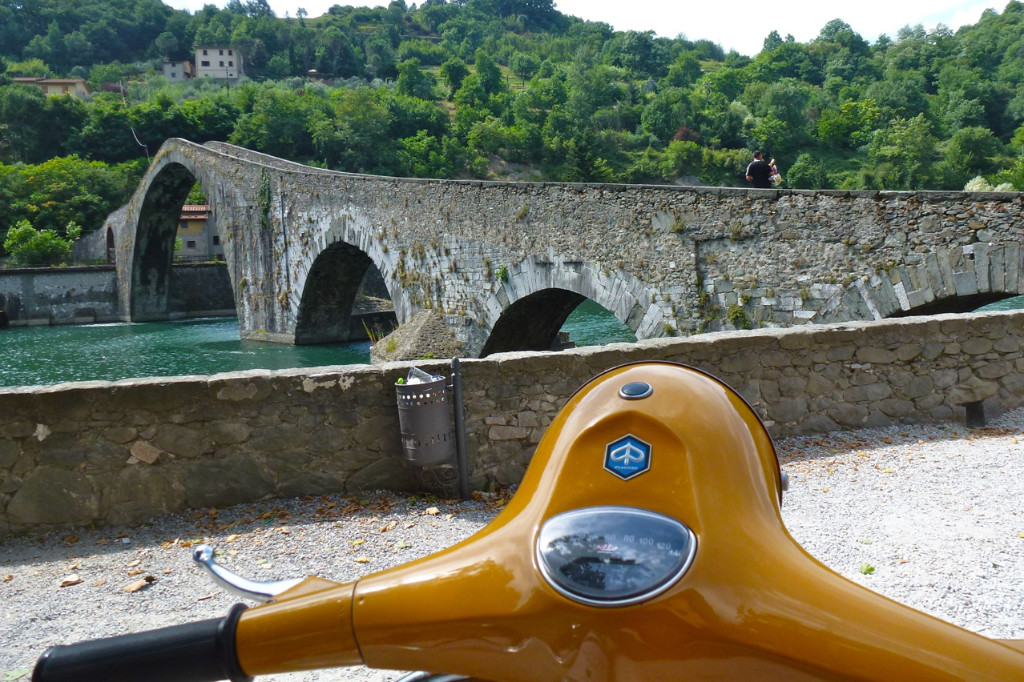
(745, 150), (773, 189)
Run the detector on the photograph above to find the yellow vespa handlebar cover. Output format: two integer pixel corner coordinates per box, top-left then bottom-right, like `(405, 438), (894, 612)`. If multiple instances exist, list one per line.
(235, 362), (1024, 681)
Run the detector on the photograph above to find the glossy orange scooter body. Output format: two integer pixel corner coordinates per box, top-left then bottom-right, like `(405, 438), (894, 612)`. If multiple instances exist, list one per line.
(232, 362), (1024, 681)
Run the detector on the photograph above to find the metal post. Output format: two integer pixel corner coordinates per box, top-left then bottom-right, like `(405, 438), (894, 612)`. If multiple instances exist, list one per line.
(451, 357), (470, 499)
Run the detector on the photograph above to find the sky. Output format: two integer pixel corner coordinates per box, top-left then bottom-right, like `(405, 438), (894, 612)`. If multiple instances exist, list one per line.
(164, 0), (1008, 55)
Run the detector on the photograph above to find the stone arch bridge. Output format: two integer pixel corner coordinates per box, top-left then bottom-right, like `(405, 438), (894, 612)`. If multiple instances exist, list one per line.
(112, 139), (1024, 357)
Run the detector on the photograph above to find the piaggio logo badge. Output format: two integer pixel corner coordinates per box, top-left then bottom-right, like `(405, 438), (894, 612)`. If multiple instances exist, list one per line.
(604, 434), (652, 480)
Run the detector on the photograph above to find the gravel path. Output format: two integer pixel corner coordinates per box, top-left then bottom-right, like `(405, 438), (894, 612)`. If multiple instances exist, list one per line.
(3, 409), (1023, 680)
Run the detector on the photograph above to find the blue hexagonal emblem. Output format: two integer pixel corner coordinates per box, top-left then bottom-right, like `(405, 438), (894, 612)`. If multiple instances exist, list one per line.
(604, 434), (652, 480)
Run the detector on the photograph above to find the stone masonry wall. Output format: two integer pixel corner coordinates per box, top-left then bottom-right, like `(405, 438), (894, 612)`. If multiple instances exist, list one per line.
(0, 266), (120, 325)
(0, 264), (235, 326)
(2, 310), (1022, 536)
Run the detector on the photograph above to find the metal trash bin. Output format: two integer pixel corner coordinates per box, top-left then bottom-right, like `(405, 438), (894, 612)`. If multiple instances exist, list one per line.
(396, 374), (454, 466)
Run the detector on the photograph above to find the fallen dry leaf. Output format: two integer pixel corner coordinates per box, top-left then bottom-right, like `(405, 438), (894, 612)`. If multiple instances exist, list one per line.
(225, 534), (241, 543)
(424, 507), (440, 516)
(3, 574), (13, 582)
(93, 579), (107, 587)
(350, 538), (365, 546)
(124, 576), (157, 593)
(66, 562), (79, 571)
(354, 557), (370, 563)
(127, 559), (142, 568)
(197, 594), (213, 601)
(60, 575), (83, 588)
(127, 570), (144, 576)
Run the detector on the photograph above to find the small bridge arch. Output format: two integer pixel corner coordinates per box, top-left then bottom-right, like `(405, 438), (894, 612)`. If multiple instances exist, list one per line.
(812, 242), (1024, 325)
(479, 257), (656, 356)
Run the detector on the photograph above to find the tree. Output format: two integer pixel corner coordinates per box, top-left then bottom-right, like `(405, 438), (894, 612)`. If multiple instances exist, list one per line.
(564, 128), (614, 182)
(229, 85), (322, 160)
(869, 114), (938, 189)
(784, 153), (834, 189)
(3, 219), (81, 267)
(155, 31), (180, 60)
(0, 84), (47, 162)
(439, 57), (470, 99)
(396, 58), (437, 99)
(0, 155), (136, 238)
(509, 52), (540, 83)
(474, 50), (505, 96)
(309, 87), (395, 173)
(664, 51), (702, 88)
(816, 99), (881, 149)
(491, 0), (558, 30)
(641, 87), (691, 143)
(604, 30), (665, 79)
(940, 126), (1002, 188)
(660, 140), (702, 180)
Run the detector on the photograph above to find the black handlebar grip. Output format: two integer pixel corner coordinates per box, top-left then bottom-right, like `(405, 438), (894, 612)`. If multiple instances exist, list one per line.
(33, 603), (252, 682)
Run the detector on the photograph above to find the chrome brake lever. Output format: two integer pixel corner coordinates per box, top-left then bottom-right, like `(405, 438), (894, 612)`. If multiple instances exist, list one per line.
(192, 544), (304, 603)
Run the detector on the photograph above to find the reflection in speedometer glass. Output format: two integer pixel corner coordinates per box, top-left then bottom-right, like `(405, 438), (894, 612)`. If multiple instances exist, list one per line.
(537, 506), (696, 606)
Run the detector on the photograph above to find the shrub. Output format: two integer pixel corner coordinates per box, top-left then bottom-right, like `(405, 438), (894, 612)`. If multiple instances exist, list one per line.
(3, 220), (81, 267)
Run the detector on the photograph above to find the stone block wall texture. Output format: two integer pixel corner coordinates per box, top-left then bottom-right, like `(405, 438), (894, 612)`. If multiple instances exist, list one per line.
(0, 266), (120, 325)
(1, 310), (1023, 536)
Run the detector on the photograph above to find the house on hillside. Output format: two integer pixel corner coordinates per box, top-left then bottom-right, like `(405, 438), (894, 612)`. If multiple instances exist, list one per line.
(13, 77), (92, 98)
(162, 60), (193, 82)
(175, 204), (223, 262)
(194, 47), (244, 82)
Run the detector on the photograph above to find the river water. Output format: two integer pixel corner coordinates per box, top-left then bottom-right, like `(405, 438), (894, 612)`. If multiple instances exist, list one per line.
(0, 299), (637, 389)
(4, 297), (1020, 390)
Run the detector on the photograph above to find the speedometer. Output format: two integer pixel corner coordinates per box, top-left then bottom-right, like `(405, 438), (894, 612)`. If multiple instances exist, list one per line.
(536, 506), (697, 607)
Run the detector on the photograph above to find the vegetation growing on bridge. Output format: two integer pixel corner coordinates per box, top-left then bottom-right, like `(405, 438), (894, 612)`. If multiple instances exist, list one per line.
(3, 0), (1024, 258)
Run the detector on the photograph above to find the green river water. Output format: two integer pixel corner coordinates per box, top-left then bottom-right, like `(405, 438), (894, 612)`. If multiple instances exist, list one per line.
(0, 299), (637, 389)
(3, 297), (1020, 390)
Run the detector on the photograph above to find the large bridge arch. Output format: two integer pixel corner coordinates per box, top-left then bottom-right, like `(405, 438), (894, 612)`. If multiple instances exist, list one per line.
(478, 257), (664, 356)
(129, 161), (201, 320)
(118, 146), (240, 324)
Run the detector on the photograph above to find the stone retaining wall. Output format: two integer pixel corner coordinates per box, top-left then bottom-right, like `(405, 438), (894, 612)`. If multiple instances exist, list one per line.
(0, 266), (120, 325)
(0, 264), (235, 326)
(2, 310), (1022, 536)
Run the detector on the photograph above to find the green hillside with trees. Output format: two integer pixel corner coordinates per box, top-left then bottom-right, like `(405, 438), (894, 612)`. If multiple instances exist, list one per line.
(2, 0), (1024, 256)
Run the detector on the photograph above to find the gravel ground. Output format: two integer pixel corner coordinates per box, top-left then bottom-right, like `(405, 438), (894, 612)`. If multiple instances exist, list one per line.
(2, 408), (1023, 680)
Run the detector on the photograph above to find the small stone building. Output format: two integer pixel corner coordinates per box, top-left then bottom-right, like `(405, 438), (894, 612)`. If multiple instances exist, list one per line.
(175, 204), (223, 262)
